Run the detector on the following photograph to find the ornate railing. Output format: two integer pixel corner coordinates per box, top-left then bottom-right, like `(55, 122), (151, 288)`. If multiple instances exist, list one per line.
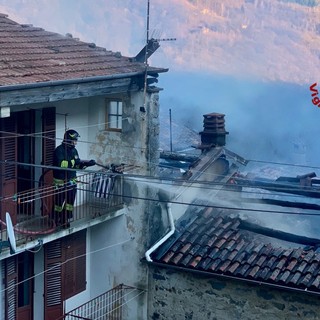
(0, 170), (123, 248)
(58, 284), (144, 320)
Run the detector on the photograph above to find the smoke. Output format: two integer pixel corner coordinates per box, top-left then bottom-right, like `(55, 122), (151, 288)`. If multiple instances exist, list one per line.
(159, 72), (319, 167)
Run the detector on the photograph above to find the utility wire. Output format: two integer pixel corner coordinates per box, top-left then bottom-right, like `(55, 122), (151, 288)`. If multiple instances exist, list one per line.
(0, 237), (133, 294)
(2, 119), (319, 171)
(1, 160), (320, 206)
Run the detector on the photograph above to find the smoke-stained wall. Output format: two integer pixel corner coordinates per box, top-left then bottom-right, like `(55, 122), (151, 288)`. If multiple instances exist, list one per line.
(148, 266), (320, 320)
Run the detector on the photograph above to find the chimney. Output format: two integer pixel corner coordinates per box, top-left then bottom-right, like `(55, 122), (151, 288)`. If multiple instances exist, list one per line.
(199, 113), (229, 147)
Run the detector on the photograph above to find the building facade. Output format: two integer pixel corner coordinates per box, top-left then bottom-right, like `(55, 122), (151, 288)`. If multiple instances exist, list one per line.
(0, 13), (167, 320)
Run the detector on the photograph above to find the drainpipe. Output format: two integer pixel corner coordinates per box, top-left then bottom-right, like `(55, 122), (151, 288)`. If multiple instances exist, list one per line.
(145, 203), (175, 262)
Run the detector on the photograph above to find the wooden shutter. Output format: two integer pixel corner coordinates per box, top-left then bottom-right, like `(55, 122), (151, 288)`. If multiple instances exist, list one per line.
(63, 230), (86, 299)
(42, 107), (56, 167)
(5, 256), (18, 320)
(44, 239), (63, 320)
(44, 230), (86, 319)
(0, 115), (18, 224)
(41, 108), (56, 217)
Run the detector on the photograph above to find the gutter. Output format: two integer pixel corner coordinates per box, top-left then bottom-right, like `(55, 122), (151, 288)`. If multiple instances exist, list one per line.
(145, 203), (175, 262)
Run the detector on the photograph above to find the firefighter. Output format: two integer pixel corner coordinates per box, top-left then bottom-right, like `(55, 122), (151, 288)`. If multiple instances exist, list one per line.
(53, 129), (96, 228)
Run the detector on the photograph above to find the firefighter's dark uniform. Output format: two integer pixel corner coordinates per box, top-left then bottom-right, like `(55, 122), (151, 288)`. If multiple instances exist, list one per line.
(53, 130), (95, 227)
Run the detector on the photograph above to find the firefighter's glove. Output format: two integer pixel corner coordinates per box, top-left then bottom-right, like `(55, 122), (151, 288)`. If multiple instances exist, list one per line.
(88, 159), (96, 167)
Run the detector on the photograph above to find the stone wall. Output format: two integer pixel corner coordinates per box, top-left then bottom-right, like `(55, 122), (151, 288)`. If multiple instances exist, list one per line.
(148, 266), (320, 320)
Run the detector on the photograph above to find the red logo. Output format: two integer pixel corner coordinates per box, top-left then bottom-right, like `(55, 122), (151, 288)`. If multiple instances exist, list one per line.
(310, 83), (319, 107)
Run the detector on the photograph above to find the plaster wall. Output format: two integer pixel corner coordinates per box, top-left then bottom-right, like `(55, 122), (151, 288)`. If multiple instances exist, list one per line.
(1, 87), (162, 319)
(148, 266), (320, 320)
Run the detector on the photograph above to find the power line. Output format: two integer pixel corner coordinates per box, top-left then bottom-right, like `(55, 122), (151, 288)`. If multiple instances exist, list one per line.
(1, 160), (320, 208)
(0, 237), (133, 294)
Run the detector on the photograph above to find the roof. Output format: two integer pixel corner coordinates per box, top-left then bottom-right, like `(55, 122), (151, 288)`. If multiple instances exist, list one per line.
(150, 207), (320, 295)
(0, 13), (167, 87)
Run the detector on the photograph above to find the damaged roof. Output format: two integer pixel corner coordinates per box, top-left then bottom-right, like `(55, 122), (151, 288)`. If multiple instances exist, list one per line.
(150, 206), (320, 295)
(0, 13), (167, 86)
(150, 146), (320, 295)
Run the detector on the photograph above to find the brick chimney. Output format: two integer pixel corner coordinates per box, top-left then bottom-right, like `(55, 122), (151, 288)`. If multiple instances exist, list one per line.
(199, 113), (229, 147)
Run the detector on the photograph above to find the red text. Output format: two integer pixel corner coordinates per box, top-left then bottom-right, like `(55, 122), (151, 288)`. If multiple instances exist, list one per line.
(310, 83), (320, 107)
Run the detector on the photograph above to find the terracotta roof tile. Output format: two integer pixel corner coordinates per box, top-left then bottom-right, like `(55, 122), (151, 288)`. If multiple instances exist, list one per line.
(207, 236), (218, 247)
(208, 258), (222, 271)
(310, 275), (320, 289)
(189, 244), (202, 255)
(248, 265), (261, 279)
(171, 253), (184, 265)
(306, 262), (320, 276)
(278, 270), (291, 283)
(199, 257), (213, 270)
(180, 254), (193, 267)
(180, 243), (192, 254)
(288, 272), (302, 285)
(269, 268), (281, 281)
(0, 14), (166, 86)
(234, 251), (247, 263)
(247, 252), (258, 265)
(208, 247), (220, 259)
(218, 259), (232, 272)
(286, 259), (298, 272)
(257, 267), (271, 280)
(151, 209), (320, 295)
(227, 261), (241, 274)
(296, 261), (308, 274)
(299, 273), (313, 287)
(265, 256), (278, 269)
(162, 251), (175, 264)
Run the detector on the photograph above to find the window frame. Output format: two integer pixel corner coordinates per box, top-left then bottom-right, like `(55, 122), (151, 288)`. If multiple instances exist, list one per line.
(105, 98), (123, 132)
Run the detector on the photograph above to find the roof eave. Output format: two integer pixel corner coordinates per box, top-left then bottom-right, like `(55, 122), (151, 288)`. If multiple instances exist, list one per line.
(146, 260), (320, 297)
(0, 67), (169, 92)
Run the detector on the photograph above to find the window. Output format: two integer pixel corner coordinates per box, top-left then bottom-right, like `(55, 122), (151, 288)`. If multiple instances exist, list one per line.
(106, 99), (123, 131)
(44, 229), (87, 317)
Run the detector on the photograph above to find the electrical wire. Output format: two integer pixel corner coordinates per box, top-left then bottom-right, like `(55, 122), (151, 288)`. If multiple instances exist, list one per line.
(2, 118), (320, 171)
(0, 237), (133, 294)
(1, 162), (320, 218)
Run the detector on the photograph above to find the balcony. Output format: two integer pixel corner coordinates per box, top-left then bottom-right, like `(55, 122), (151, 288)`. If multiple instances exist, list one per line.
(0, 170), (124, 250)
(58, 284), (144, 320)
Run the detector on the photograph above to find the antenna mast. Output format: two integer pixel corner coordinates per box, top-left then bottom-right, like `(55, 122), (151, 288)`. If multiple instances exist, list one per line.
(142, 0), (150, 111)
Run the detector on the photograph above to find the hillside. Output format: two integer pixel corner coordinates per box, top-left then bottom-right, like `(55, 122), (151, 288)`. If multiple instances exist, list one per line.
(153, 0), (320, 84)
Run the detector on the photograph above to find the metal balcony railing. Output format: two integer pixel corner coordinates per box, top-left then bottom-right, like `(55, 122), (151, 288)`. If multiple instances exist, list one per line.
(0, 170), (124, 247)
(59, 284), (144, 320)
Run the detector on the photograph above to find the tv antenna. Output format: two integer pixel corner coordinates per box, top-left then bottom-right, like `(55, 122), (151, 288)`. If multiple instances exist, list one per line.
(0, 212), (17, 254)
(142, 0), (176, 112)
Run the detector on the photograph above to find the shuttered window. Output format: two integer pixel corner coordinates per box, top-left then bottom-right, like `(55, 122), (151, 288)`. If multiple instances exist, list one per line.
(0, 114), (18, 224)
(45, 229), (86, 315)
(64, 230), (86, 299)
(5, 256), (18, 320)
(42, 107), (56, 167)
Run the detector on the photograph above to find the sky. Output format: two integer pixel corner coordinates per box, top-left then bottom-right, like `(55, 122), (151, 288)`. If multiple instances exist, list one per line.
(0, 0), (320, 167)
